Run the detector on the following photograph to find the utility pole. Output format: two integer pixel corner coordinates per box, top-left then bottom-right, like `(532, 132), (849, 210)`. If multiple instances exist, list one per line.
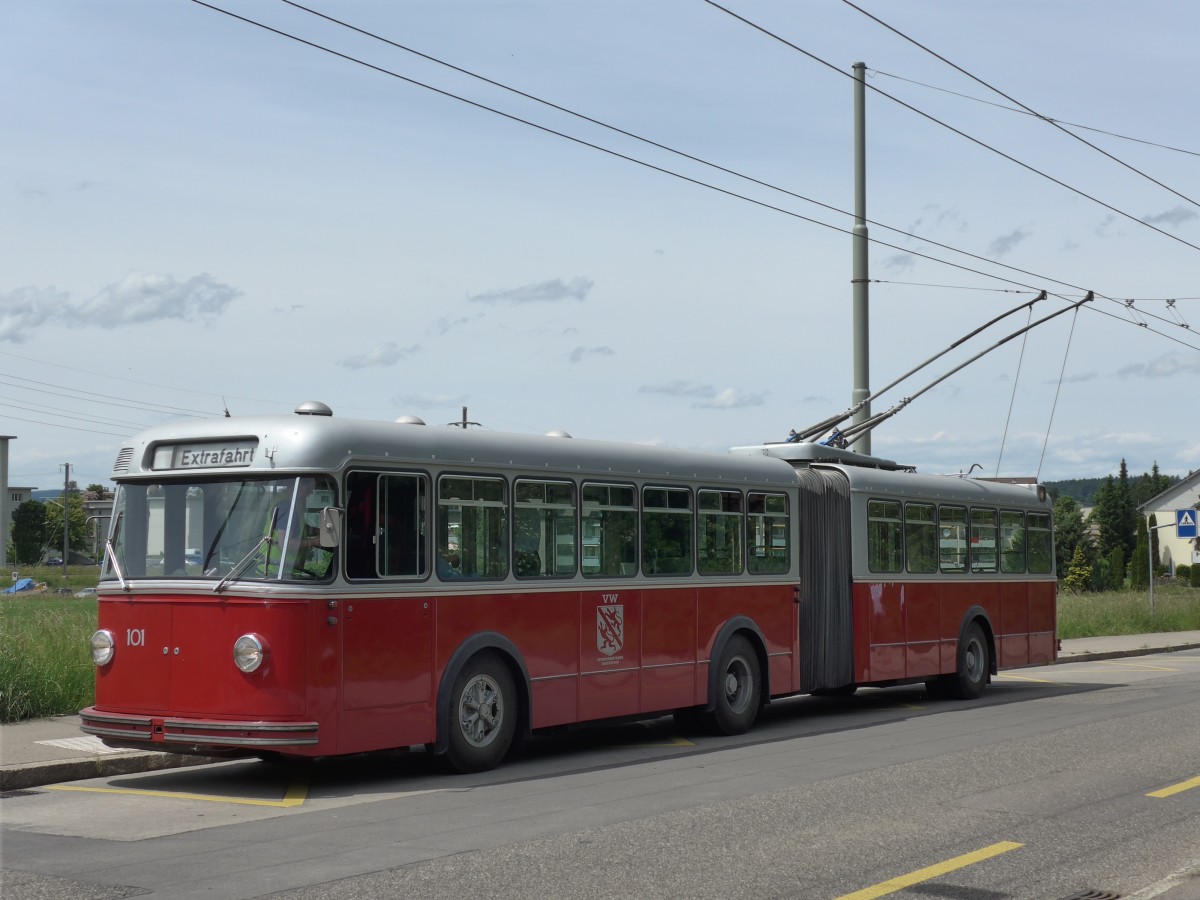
(0, 436), (12, 569)
(63, 463), (70, 575)
(851, 61), (872, 455)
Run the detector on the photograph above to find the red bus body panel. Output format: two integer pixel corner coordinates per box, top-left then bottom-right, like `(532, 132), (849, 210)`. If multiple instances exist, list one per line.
(852, 578), (1057, 684)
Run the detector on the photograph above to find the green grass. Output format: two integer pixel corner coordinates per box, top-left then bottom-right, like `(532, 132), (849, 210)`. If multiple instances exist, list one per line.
(1056, 583), (1200, 639)
(1, 567), (1197, 723)
(0, 592), (97, 724)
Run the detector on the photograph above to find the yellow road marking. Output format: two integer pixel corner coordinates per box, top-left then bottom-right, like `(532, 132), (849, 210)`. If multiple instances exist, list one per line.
(47, 774), (310, 808)
(996, 673), (1058, 684)
(1096, 661), (1180, 672)
(1147, 775), (1200, 799)
(834, 841), (1023, 900)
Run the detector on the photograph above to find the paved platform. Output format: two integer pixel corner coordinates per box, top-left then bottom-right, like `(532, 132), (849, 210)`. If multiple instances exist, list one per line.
(3, 631), (1199, 792)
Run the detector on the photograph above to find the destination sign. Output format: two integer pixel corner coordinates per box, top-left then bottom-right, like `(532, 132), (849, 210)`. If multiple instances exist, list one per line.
(152, 441), (258, 470)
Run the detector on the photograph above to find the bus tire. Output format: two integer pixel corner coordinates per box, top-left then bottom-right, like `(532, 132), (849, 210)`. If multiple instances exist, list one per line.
(445, 652), (517, 773)
(709, 635), (761, 735)
(947, 621), (989, 700)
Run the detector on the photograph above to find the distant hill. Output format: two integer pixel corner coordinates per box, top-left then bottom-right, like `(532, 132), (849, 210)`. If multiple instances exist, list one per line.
(1044, 478), (1106, 504)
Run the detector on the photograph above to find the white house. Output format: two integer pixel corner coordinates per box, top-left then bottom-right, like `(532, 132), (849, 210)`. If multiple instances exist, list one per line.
(1138, 470), (1200, 573)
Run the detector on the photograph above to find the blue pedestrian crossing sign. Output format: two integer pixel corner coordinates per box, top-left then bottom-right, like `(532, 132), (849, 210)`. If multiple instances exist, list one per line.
(1177, 509), (1198, 539)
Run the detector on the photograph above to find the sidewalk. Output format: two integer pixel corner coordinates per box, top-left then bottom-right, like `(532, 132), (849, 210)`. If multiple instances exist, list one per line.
(3, 632), (1199, 792)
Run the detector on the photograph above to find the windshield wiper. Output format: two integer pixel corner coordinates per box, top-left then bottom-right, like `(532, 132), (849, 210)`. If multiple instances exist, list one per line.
(104, 538), (129, 591)
(213, 507), (279, 594)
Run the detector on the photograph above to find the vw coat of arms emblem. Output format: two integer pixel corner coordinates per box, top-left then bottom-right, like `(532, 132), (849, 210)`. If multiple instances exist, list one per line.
(597, 604), (624, 656)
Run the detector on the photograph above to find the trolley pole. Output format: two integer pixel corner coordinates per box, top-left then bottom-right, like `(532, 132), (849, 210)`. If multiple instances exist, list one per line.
(851, 61), (871, 455)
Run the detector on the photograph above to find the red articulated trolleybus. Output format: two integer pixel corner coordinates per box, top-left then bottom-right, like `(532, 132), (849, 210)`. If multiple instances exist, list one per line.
(82, 402), (1057, 772)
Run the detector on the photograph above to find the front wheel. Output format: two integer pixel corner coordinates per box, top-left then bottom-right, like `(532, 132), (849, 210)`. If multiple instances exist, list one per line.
(708, 635), (761, 735)
(445, 653), (517, 773)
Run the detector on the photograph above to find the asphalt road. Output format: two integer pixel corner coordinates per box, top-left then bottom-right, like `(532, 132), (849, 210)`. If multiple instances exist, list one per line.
(4, 651), (1199, 900)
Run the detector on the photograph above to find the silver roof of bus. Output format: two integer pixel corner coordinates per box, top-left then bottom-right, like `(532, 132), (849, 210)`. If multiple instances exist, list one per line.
(731, 440), (1049, 509)
(111, 409), (801, 487)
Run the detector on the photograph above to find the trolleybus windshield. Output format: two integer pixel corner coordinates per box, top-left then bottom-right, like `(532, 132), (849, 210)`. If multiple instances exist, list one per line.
(101, 475), (337, 582)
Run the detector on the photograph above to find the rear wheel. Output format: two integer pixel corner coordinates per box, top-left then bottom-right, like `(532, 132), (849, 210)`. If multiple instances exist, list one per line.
(708, 635), (761, 735)
(949, 622), (990, 699)
(927, 621), (989, 700)
(445, 653), (516, 773)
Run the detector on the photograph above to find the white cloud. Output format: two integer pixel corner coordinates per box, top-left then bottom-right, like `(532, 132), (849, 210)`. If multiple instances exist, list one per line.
(72, 272), (238, 326)
(339, 342), (420, 370)
(469, 276), (593, 305)
(693, 387), (767, 409)
(568, 345), (614, 363)
(987, 227), (1031, 258)
(1116, 353), (1200, 379)
(1142, 206), (1198, 228)
(0, 286), (68, 342)
(639, 381), (766, 409)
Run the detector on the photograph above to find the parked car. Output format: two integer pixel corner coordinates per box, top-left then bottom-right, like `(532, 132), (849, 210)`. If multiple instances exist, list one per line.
(76, 586), (97, 597)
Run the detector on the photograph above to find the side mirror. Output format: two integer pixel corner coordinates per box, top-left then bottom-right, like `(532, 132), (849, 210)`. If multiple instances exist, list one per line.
(318, 508), (343, 549)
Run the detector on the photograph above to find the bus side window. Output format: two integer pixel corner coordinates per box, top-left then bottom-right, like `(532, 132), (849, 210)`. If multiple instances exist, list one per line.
(514, 479), (576, 578)
(747, 492), (789, 574)
(642, 486), (693, 576)
(379, 474), (427, 578)
(970, 508), (998, 573)
(439, 475), (507, 579)
(345, 472), (377, 580)
(867, 499), (903, 573)
(905, 502), (937, 574)
(1027, 512), (1054, 574)
(698, 489), (743, 575)
(581, 483), (637, 577)
(939, 505), (968, 572)
(1000, 510), (1026, 573)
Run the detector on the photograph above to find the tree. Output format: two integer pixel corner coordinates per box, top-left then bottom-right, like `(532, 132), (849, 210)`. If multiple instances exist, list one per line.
(84, 483), (111, 500)
(1052, 496), (1089, 578)
(1129, 515), (1150, 590)
(1108, 545), (1126, 590)
(42, 495), (89, 560)
(10, 501), (48, 565)
(1062, 545), (1092, 593)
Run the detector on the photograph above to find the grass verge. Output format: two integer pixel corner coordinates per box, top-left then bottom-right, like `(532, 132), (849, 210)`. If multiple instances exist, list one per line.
(1, 594), (97, 723)
(1056, 583), (1200, 639)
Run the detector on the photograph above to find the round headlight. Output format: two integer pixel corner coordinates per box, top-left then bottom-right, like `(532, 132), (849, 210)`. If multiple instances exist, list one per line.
(91, 630), (115, 666)
(233, 633), (266, 673)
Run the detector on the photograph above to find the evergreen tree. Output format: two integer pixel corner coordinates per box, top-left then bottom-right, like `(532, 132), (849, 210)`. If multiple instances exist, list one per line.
(10, 501), (48, 565)
(1052, 496), (1089, 578)
(1062, 545), (1092, 593)
(1117, 459), (1137, 561)
(1092, 477), (1120, 555)
(1129, 515), (1150, 590)
(1108, 545), (1126, 589)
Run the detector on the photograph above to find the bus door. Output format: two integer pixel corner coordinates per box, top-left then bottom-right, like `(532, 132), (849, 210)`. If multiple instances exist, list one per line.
(340, 471), (434, 751)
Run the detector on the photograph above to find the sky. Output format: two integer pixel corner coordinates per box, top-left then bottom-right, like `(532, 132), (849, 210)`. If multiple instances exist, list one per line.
(3, 0), (1199, 492)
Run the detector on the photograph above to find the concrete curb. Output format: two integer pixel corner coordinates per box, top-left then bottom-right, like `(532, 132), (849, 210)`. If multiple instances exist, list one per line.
(1, 751), (222, 793)
(1054, 640), (1200, 665)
